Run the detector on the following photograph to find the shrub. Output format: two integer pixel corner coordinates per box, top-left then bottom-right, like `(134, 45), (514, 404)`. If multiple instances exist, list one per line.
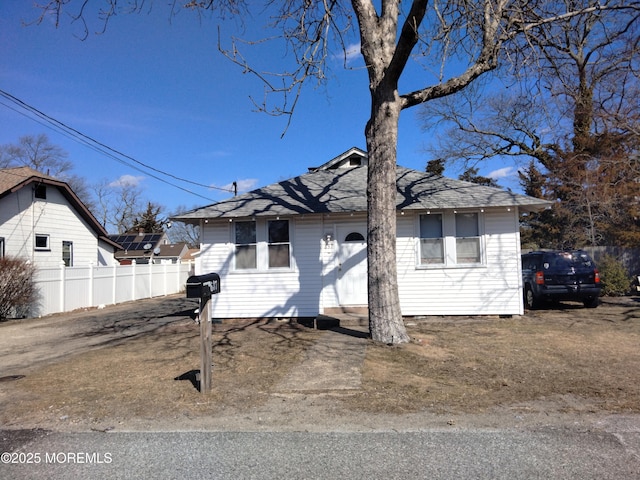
(0, 257), (37, 320)
(597, 254), (631, 297)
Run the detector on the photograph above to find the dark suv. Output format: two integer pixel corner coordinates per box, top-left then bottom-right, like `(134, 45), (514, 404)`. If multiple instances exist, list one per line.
(521, 250), (601, 309)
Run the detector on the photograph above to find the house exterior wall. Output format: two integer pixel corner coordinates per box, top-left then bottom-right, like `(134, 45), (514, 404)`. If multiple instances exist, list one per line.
(198, 208), (524, 318)
(0, 186), (111, 267)
(200, 217), (324, 318)
(396, 209), (523, 316)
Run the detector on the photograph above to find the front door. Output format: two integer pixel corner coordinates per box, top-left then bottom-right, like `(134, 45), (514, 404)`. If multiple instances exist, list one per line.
(336, 225), (368, 305)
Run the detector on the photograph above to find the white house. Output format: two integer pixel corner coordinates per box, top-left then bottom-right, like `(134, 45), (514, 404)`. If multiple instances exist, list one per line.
(173, 148), (550, 318)
(0, 167), (119, 267)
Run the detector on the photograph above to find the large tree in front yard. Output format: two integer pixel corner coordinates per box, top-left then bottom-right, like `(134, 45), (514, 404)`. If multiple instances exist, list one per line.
(34, 0), (636, 343)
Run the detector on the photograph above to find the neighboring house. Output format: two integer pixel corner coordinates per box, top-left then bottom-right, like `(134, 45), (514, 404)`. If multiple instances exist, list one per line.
(173, 147), (550, 318)
(153, 242), (189, 264)
(0, 167), (119, 267)
(107, 231), (170, 265)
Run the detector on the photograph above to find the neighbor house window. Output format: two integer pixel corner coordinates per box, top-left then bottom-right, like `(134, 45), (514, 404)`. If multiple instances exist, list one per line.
(455, 212), (481, 263)
(234, 221), (257, 269)
(35, 234), (50, 251)
(268, 219), (290, 268)
(419, 214), (444, 264)
(0, 237), (4, 258)
(34, 184), (47, 199)
(62, 241), (73, 267)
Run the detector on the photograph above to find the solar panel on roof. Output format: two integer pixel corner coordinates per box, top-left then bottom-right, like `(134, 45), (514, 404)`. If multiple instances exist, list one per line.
(109, 233), (163, 251)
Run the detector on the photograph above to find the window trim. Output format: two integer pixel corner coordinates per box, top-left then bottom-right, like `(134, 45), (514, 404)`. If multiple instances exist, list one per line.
(267, 219), (291, 269)
(415, 211), (485, 268)
(454, 212), (482, 265)
(233, 220), (257, 270)
(231, 218), (295, 273)
(418, 213), (445, 265)
(62, 240), (73, 267)
(34, 234), (50, 251)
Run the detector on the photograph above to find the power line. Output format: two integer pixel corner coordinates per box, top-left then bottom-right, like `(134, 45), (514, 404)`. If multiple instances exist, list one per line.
(0, 89), (236, 200)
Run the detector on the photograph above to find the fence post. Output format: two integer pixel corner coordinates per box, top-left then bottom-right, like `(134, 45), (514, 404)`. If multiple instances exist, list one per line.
(59, 261), (66, 313)
(149, 260), (153, 298)
(112, 262), (117, 305)
(88, 262), (94, 307)
(132, 260), (136, 301)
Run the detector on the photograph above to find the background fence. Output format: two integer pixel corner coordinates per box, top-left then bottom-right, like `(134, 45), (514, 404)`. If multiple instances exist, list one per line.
(32, 261), (195, 317)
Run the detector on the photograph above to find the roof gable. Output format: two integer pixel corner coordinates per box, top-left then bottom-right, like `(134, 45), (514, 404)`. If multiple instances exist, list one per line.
(307, 146), (368, 172)
(0, 166), (119, 248)
(173, 163), (550, 223)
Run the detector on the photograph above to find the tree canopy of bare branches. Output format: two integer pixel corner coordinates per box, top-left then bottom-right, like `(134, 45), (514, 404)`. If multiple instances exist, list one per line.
(32, 0), (640, 343)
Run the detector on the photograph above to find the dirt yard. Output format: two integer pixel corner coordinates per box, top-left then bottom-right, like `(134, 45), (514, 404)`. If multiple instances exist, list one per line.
(0, 295), (639, 432)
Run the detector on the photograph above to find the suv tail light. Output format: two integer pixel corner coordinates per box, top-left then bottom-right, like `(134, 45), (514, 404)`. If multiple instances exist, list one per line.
(535, 271), (545, 285)
(594, 269), (600, 283)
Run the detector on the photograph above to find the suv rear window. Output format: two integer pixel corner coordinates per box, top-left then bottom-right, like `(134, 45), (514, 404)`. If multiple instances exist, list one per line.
(542, 252), (594, 270)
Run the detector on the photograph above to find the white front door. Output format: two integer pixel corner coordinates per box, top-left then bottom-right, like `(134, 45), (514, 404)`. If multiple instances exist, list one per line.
(336, 225), (368, 305)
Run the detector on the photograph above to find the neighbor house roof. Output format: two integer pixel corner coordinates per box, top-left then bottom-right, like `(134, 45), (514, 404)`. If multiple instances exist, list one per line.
(173, 162), (551, 223)
(0, 166), (121, 249)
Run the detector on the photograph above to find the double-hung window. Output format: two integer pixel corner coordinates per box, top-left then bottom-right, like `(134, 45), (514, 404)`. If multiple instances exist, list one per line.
(268, 220), (290, 268)
(455, 213), (481, 263)
(419, 214), (444, 264)
(234, 221), (257, 269)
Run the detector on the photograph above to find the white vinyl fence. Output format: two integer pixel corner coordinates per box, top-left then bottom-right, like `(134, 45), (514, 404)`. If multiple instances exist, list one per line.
(32, 261), (195, 317)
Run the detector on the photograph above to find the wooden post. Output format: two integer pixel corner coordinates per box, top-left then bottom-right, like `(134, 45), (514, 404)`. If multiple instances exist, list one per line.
(199, 296), (213, 393)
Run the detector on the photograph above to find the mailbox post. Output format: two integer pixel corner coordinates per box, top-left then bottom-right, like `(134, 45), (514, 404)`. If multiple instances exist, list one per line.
(186, 273), (221, 393)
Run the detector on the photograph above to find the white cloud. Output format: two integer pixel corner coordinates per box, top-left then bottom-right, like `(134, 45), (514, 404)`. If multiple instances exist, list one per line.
(214, 178), (259, 194)
(109, 174), (145, 187)
(345, 43), (361, 63)
(488, 166), (515, 180)
(333, 42), (361, 65)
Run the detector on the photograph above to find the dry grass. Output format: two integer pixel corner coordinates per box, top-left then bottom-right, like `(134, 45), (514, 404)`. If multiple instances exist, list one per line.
(351, 308), (640, 414)
(1, 298), (639, 429)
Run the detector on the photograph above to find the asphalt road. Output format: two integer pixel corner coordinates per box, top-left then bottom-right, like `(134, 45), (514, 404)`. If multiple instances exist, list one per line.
(2, 428), (639, 479)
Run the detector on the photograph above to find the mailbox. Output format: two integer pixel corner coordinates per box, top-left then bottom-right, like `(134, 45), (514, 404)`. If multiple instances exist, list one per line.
(186, 273), (221, 299)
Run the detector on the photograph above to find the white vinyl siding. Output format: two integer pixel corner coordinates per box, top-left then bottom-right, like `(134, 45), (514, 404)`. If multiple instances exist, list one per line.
(198, 208), (523, 319)
(398, 209), (522, 316)
(199, 217), (322, 318)
(0, 186), (108, 267)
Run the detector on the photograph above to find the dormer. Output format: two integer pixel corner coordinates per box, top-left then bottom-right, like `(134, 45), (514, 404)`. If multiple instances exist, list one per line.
(308, 147), (368, 172)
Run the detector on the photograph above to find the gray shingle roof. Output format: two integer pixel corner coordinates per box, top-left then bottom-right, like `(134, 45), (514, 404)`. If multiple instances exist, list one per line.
(173, 165), (550, 222)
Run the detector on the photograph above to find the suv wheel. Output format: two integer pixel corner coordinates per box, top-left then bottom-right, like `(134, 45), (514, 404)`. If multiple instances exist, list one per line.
(524, 286), (539, 310)
(583, 296), (599, 308)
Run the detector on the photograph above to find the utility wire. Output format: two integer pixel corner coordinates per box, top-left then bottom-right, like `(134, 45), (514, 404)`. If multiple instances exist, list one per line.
(0, 89), (236, 200)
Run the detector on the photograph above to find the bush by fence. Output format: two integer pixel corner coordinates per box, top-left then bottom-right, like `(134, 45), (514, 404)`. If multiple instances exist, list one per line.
(0, 257), (38, 320)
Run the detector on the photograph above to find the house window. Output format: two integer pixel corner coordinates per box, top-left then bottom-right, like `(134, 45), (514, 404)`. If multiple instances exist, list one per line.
(455, 212), (481, 263)
(34, 184), (47, 199)
(234, 221), (257, 269)
(419, 214), (444, 264)
(35, 234), (50, 251)
(62, 241), (73, 267)
(268, 220), (290, 268)
(0, 237), (4, 258)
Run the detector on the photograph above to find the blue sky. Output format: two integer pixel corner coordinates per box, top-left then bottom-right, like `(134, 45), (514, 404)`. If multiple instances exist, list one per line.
(0, 2), (518, 220)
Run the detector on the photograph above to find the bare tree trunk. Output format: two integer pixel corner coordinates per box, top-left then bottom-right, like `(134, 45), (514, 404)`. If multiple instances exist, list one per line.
(366, 87), (410, 344)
